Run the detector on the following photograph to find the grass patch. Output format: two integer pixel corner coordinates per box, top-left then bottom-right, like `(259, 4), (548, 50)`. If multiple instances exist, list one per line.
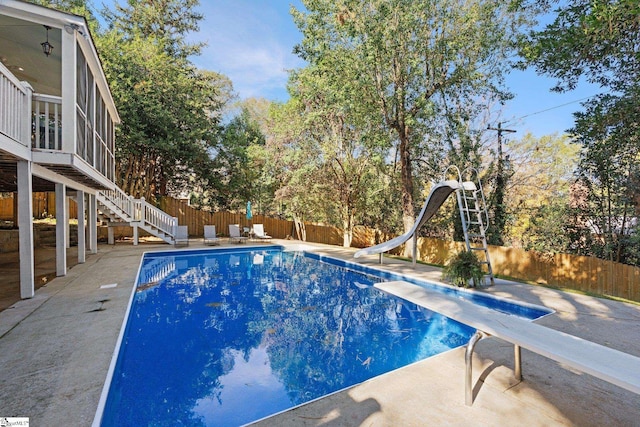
(377, 255), (640, 306)
(384, 254), (443, 268)
(494, 274), (640, 307)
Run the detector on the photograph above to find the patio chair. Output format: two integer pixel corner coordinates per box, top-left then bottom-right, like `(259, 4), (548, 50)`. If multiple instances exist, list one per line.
(228, 224), (248, 244)
(203, 225), (220, 246)
(252, 224), (272, 241)
(174, 225), (189, 246)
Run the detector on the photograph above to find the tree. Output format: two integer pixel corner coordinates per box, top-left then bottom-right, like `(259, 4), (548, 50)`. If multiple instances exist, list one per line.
(523, 0), (640, 264)
(504, 133), (579, 251)
(292, 0), (535, 254)
(269, 61), (386, 246)
(27, 0), (97, 23)
(98, 0), (225, 200)
(200, 105), (266, 211)
(571, 97), (639, 263)
(102, 0), (203, 58)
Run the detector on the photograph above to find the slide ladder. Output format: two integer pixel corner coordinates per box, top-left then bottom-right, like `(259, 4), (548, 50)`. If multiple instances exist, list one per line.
(456, 169), (495, 286)
(353, 166), (495, 287)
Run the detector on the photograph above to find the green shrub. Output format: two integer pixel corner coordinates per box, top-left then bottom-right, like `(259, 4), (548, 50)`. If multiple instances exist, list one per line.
(442, 250), (485, 288)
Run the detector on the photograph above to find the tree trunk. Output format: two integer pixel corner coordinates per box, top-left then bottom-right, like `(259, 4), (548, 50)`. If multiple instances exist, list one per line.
(342, 207), (353, 248)
(398, 130), (414, 257)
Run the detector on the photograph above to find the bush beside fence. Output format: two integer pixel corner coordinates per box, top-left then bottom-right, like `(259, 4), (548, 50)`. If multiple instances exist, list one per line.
(414, 237), (640, 302)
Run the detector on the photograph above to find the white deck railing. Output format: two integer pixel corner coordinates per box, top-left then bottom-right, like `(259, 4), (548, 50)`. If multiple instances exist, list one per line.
(133, 197), (178, 238)
(0, 62), (31, 147)
(32, 93), (62, 150)
(98, 186), (134, 221)
(98, 188), (178, 240)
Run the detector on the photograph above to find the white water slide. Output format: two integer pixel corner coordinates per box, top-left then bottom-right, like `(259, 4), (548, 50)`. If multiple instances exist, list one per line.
(354, 180), (476, 263)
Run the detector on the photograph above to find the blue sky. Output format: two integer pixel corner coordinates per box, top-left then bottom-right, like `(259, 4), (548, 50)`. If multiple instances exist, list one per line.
(103, 0), (600, 138)
(192, 0), (306, 102)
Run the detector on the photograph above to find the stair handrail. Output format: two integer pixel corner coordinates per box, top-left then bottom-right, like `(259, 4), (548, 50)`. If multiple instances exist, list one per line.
(97, 187), (134, 222)
(98, 187), (178, 242)
(136, 197), (178, 238)
(441, 165), (463, 183)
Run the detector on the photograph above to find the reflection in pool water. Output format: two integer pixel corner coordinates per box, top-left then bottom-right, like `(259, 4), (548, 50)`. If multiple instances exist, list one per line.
(101, 248), (474, 426)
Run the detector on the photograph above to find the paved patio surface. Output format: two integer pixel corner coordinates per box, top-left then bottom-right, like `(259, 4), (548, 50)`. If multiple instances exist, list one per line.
(0, 245), (79, 311)
(0, 240), (638, 426)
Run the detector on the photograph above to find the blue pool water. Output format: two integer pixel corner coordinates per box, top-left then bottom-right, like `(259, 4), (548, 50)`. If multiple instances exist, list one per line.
(100, 246), (550, 426)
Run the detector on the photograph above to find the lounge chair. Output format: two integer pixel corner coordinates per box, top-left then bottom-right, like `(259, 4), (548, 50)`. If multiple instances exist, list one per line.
(228, 224), (248, 244)
(252, 224), (272, 241)
(174, 225), (189, 246)
(203, 225), (220, 245)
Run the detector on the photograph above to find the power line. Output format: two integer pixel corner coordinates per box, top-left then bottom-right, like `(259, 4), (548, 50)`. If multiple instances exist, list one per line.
(503, 94), (597, 124)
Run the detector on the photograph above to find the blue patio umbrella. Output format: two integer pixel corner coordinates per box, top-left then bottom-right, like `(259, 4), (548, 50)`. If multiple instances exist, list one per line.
(246, 201), (252, 227)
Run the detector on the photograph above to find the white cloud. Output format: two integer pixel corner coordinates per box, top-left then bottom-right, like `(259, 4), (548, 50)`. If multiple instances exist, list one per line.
(192, 0), (305, 101)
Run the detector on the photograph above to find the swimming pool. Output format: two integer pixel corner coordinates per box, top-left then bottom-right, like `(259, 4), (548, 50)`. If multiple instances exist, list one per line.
(96, 246), (551, 426)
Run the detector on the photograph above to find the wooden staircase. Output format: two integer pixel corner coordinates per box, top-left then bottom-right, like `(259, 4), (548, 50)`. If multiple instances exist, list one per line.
(96, 187), (179, 245)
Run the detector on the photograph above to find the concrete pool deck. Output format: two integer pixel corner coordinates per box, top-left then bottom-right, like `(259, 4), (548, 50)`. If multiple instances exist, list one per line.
(0, 240), (638, 426)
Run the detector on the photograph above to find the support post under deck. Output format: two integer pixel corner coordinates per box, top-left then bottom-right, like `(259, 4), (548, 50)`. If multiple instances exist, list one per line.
(17, 161), (34, 299)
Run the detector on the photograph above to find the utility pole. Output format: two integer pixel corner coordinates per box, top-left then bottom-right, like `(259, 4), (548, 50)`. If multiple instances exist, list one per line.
(486, 122), (516, 245)
(487, 122), (517, 163)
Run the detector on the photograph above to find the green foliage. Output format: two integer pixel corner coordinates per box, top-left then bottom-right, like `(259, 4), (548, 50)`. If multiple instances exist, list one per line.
(96, 0), (226, 200)
(524, 0), (640, 265)
(504, 133), (579, 250)
(522, 200), (572, 254)
(522, 0), (639, 93)
(102, 0), (204, 58)
(570, 93), (639, 263)
(442, 250), (485, 288)
(292, 0), (537, 248)
(268, 44), (389, 245)
(201, 106), (267, 211)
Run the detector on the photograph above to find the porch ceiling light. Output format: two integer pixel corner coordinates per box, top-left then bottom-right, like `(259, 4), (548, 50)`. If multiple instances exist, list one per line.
(41, 25), (54, 57)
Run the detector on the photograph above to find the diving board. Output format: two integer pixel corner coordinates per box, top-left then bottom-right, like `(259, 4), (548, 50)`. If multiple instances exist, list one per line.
(374, 281), (640, 405)
(354, 180), (475, 262)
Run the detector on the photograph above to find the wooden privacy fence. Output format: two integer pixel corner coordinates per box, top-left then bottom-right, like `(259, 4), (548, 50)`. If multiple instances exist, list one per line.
(159, 198), (297, 240)
(488, 245), (640, 302)
(413, 237), (640, 302)
(1, 193), (637, 302)
(158, 197), (385, 247)
(0, 193), (78, 220)
(161, 196), (639, 302)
